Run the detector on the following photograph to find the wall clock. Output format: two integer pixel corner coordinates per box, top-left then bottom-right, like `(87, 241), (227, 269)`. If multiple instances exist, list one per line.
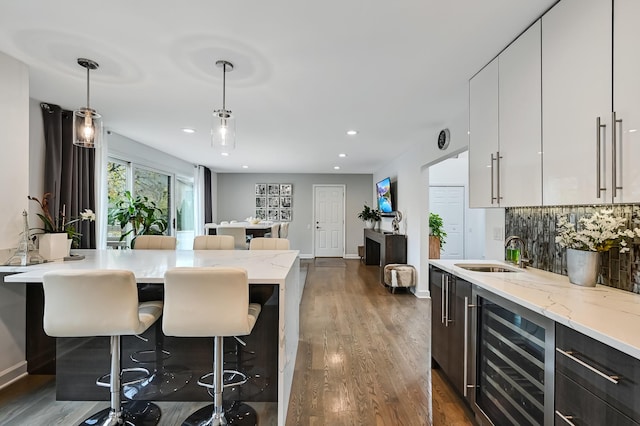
(437, 128), (450, 150)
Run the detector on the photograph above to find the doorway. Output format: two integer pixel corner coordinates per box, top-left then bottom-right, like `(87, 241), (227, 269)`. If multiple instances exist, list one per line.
(313, 185), (345, 257)
(430, 186), (465, 259)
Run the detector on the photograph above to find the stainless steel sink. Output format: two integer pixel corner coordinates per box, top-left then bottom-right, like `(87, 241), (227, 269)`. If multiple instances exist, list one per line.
(454, 263), (519, 273)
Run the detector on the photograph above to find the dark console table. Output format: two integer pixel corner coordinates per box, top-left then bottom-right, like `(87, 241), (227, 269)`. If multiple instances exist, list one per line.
(364, 229), (407, 283)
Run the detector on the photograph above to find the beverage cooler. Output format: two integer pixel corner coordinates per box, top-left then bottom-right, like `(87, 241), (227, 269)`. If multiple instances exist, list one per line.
(469, 287), (555, 426)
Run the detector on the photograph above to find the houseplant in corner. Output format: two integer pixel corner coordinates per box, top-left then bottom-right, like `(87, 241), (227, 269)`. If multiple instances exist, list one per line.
(556, 209), (640, 287)
(429, 212), (447, 259)
(357, 204), (381, 230)
(109, 191), (168, 248)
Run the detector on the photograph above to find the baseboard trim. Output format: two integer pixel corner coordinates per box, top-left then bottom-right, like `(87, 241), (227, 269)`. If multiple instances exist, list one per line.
(0, 361), (28, 390)
(413, 289), (431, 299)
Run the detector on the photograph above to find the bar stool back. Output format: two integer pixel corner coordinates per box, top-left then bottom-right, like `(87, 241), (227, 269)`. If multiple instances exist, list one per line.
(163, 267), (261, 426)
(42, 269), (163, 426)
(249, 237), (290, 250)
(133, 235), (177, 250)
(193, 235), (234, 250)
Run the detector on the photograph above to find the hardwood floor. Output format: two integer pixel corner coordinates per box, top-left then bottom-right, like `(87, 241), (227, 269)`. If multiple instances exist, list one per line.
(0, 259), (475, 426)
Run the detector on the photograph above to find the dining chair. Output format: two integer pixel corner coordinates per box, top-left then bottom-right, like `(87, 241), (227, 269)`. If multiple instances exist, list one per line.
(193, 235), (234, 250)
(265, 223), (280, 238)
(216, 226), (248, 250)
(132, 235), (177, 250)
(279, 222), (289, 238)
(249, 237), (290, 250)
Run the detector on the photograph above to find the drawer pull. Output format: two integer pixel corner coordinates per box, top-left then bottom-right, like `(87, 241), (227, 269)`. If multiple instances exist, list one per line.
(556, 348), (620, 384)
(555, 410), (577, 426)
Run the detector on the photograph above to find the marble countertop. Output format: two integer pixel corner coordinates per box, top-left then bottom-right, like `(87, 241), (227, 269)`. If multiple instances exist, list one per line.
(3, 249), (300, 284)
(429, 259), (640, 360)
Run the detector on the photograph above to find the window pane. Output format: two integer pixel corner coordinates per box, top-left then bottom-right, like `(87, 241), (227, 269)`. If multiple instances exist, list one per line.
(176, 178), (195, 249)
(134, 168), (171, 235)
(107, 160), (128, 247)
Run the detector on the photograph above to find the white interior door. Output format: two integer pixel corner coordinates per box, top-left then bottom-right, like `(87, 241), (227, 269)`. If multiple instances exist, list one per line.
(429, 186), (464, 260)
(314, 185), (344, 257)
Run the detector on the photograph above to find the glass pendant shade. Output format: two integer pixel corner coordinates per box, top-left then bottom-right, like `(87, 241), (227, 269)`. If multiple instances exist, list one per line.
(73, 107), (103, 148)
(212, 109), (236, 153)
(73, 58), (101, 148)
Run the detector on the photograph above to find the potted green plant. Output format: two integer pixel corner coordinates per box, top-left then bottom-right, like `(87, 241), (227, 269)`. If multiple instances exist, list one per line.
(429, 212), (447, 259)
(108, 191), (168, 248)
(357, 204), (381, 229)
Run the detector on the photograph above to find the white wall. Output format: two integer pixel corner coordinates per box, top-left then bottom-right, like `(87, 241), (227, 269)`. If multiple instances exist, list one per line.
(373, 106), (469, 297)
(428, 152), (485, 259)
(217, 173), (372, 258)
(0, 51), (29, 388)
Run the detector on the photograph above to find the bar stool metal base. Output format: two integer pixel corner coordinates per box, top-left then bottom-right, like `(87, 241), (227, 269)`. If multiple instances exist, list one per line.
(80, 401), (161, 426)
(182, 401), (257, 426)
(123, 368), (192, 400)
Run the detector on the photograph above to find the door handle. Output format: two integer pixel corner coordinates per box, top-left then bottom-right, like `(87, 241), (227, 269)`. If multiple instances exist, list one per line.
(555, 410), (577, 426)
(463, 298), (477, 397)
(441, 275), (446, 324)
(490, 153), (496, 204)
(612, 111), (623, 198)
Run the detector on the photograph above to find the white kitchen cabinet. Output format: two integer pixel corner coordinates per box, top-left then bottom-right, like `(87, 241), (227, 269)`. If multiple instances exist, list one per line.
(469, 58), (498, 208)
(498, 20), (542, 207)
(613, 0), (640, 203)
(542, 0), (612, 206)
(469, 21), (541, 208)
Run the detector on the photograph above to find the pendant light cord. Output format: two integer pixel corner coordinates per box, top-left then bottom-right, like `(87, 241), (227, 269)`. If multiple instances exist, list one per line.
(86, 66), (91, 109)
(221, 62), (226, 111)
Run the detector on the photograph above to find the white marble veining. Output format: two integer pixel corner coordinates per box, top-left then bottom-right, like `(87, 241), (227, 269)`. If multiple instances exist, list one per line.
(430, 259), (640, 360)
(3, 249), (301, 426)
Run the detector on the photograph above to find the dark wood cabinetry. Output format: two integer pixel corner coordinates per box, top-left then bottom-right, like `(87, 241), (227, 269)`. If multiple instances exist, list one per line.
(364, 229), (407, 283)
(555, 324), (640, 425)
(429, 265), (471, 399)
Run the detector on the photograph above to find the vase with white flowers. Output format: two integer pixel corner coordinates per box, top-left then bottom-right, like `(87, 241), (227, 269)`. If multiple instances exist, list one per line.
(28, 193), (95, 260)
(555, 209), (640, 287)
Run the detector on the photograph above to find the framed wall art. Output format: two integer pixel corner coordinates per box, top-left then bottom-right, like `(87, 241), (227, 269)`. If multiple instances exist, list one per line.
(255, 183), (292, 221)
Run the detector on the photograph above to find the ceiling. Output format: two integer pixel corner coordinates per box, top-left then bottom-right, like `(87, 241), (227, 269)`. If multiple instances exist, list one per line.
(0, 1), (556, 174)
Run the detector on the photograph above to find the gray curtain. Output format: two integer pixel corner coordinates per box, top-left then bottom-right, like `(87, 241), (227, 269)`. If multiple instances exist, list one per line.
(204, 166), (212, 224)
(40, 103), (96, 249)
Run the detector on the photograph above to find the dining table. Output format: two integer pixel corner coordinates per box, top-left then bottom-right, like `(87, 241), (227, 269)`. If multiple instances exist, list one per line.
(3, 248), (301, 426)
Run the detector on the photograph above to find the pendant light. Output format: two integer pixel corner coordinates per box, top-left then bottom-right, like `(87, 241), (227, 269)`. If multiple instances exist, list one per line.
(73, 58), (103, 148)
(211, 60), (236, 153)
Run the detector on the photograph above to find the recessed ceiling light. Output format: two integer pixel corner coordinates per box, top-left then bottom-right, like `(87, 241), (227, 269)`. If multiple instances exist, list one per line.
(346, 130), (358, 136)
(338, 153), (347, 158)
(242, 165), (249, 169)
(630, 129), (638, 133)
(221, 152), (229, 157)
(334, 166), (340, 170)
(182, 128), (196, 134)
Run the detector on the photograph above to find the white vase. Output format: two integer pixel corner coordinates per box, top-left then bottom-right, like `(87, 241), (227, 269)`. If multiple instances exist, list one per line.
(365, 220), (377, 230)
(566, 248), (600, 287)
(39, 233), (70, 261)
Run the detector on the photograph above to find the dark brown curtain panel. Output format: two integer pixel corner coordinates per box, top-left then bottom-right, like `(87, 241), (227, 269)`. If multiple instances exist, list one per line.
(40, 103), (96, 248)
(204, 166), (213, 224)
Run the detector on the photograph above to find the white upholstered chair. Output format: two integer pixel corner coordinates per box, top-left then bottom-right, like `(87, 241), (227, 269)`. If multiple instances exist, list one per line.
(163, 267), (261, 425)
(215, 226), (248, 250)
(193, 235), (235, 250)
(249, 237), (290, 250)
(264, 223), (280, 238)
(279, 222), (289, 238)
(132, 235), (177, 250)
(42, 270), (163, 426)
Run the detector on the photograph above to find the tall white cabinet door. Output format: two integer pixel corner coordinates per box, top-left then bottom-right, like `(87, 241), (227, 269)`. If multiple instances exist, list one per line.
(614, 0), (640, 203)
(542, 0), (612, 206)
(499, 20), (542, 208)
(469, 58), (499, 208)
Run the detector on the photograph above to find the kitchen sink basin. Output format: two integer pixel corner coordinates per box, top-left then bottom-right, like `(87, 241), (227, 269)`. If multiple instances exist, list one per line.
(454, 263), (519, 273)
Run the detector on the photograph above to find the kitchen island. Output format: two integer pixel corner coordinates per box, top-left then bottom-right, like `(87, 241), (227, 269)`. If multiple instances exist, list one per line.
(4, 249), (301, 426)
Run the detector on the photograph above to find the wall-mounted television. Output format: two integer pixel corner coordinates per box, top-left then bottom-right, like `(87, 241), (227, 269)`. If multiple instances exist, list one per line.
(376, 177), (394, 215)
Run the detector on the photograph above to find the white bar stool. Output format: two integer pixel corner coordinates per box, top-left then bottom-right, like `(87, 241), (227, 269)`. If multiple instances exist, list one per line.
(42, 269), (163, 426)
(163, 267), (261, 426)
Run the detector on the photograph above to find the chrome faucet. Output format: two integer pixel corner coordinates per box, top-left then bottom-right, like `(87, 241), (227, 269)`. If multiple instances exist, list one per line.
(505, 235), (528, 268)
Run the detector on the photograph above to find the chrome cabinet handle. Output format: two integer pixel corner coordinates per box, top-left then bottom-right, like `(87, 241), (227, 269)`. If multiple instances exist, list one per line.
(496, 151), (503, 202)
(555, 410), (576, 426)
(441, 275), (445, 324)
(556, 347), (620, 384)
(596, 117), (607, 198)
(444, 275), (450, 327)
(463, 298), (477, 397)
(612, 111), (623, 197)
(490, 153), (496, 204)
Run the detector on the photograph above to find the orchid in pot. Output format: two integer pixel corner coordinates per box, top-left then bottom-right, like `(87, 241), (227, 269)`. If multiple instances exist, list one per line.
(555, 209), (640, 286)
